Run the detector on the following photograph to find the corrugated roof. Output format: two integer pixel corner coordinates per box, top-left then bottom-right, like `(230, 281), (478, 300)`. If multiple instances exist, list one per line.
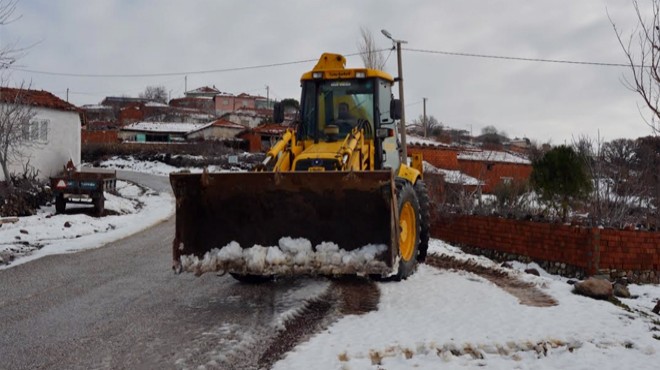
(0, 87), (78, 112)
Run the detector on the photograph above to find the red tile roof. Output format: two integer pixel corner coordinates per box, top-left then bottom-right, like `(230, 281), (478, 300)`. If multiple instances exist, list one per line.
(212, 118), (246, 129)
(0, 87), (78, 112)
(253, 123), (288, 134)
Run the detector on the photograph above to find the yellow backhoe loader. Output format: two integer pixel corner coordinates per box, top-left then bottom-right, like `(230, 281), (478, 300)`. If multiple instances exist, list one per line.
(170, 53), (430, 282)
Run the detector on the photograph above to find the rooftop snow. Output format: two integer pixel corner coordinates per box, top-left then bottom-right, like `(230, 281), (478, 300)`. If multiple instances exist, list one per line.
(121, 121), (212, 133)
(424, 161), (483, 185)
(144, 101), (170, 107)
(406, 135), (451, 148)
(458, 150), (531, 164)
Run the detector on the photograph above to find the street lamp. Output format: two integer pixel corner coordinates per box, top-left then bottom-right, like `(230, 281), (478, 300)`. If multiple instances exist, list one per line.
(381, 29), (409, 161)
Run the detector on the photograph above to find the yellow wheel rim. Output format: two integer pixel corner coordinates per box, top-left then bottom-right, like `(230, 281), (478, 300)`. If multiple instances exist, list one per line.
(399, 201), (416, 261)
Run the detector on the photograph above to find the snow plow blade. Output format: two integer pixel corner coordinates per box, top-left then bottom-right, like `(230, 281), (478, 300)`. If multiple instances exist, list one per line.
(170, 171), (398, 277)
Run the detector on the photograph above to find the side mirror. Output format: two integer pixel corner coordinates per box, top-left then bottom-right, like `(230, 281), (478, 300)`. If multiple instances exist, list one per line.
(390, 99), (401, 120)
(273, 102), (285, 123)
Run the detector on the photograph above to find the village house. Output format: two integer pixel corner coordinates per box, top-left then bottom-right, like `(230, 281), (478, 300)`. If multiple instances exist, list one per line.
(214, 92), (273, 116)
(0, 87), (81, 181)
(119, 121), (211, 143)
(220, 111), (264, 128)
(186, 118), (246, 141)
(239, 123), (289, 152)
(407, 135), (532, 194)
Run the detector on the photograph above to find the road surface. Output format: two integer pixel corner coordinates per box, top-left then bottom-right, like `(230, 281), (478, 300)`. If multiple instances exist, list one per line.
(0, 171), (325, 369)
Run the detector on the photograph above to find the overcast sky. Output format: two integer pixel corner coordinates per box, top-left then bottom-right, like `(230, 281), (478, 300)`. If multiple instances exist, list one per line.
(0, 0), (653, 144)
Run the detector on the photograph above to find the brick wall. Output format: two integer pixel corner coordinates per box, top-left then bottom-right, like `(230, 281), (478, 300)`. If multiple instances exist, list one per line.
(409, 146), (459, 170)
(119, 106), (144, 124)
(81, 130), (118, 144)
(431, 215), (660, 283)
(458, 161), (532, 193)
(598, 228), (660, 271)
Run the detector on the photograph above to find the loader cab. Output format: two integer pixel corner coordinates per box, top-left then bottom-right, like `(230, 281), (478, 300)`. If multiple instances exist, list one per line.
(298, 75), (401, 170)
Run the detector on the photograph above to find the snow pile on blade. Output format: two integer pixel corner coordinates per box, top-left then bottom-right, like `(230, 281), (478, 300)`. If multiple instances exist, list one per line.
(180, 237), (390, 276)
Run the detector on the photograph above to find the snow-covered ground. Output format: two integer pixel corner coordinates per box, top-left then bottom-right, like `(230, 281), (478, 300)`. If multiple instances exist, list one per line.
(273, 240), (660, 370)
(0, 179), (173, 268)
(2, 156), (659, 369)
(97, 155), (250, 176)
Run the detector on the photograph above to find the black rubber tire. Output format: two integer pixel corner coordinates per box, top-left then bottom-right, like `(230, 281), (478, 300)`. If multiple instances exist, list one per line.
(393, 180), (421, 280)
(55, 195), (66, 214)
(230, 273), (273, 284)
(414, 180), (431, 262)
(94, 196), (104, 216)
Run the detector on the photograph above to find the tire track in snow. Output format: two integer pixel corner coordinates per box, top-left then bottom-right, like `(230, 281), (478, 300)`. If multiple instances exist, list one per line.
(426, 254), (558, 307)
(258, 278), (380, 368)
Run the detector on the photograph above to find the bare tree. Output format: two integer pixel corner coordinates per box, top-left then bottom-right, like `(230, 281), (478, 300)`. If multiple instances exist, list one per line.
(0, 1), (40, 183)
(139, 85), (168, 104)
(0, 82), (37, 182)
(357, 27), (386, 70)
(611, 0), (660, 134)
(409, 114), (443, 136)
(572, 134), (656, 228)
(0, 0), (24, 70)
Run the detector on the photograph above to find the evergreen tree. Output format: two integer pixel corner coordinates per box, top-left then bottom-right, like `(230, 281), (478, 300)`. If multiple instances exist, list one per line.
(280, 98), (299, 110)
(530, 145), (592, 221)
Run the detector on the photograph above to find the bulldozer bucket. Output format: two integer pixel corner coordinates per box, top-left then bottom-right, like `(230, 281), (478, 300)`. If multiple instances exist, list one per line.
(170, 170), (398, 277)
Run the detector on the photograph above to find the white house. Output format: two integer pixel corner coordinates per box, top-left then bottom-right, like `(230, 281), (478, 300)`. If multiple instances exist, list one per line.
(221, 111), (264, 128)
(185, 118), (246, 141)
(0, 88), (81, 181)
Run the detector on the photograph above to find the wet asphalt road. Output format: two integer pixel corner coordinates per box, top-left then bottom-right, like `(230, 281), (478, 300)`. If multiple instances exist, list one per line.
(0, 171), (313, 369)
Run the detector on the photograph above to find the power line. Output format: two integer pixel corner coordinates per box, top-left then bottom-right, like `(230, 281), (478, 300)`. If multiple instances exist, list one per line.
(404, 47), (633, 67)
(6, 47), (635, 80)
(9, 58), (317, 78)
(7, 51), (376, 78)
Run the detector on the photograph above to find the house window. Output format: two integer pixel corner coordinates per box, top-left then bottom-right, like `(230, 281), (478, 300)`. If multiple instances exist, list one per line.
(242, 100), (248, 107)
(22, 123), (29, 140)
(23, 119), (49, 142)
(223, 99), (229, 105)
(39, 120), (48, 141)
(30, 121), (39, 141)
(501, 176), (513, 185)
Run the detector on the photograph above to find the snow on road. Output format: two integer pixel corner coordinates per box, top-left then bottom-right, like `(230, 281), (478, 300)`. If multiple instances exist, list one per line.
(0, 179), (173, 268)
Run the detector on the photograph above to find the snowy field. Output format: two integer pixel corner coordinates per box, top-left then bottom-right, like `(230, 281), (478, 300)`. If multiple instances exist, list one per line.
(273, 240), (660, 370)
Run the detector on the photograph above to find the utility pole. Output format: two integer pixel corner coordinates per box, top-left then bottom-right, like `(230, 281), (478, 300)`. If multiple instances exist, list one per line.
(423, 97), (427, 138)
(381, 29), (408, 161)
(266, 85), (270, 107)
(66, 88), (69, 102)
(184, 76), (187, 94)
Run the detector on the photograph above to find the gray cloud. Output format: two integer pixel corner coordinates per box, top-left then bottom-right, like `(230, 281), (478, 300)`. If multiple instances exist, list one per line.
(1, 0), (651, 143)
